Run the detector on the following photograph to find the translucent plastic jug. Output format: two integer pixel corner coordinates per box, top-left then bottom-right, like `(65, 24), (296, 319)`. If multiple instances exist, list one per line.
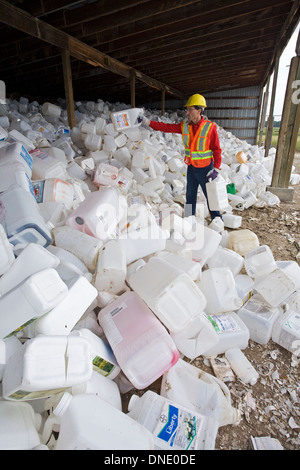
(160, 359), (240, 427)
(234, 273), (254, 305)
(198, 267), (242, 315)
(272, 306), (300, 354)
(191, 225), (221, 267)
(244, 245), (277, 279)
(206, 246), (244, 276)
(237, 294), (280, 345)
(0, 141), (33, 177)
(225, 348), (259, 385)
(228, 229), (259, 256)
(92, 162), (118, 187)
(0, 268), (68, 339)
(254, 268), (296, 307)
(222, 213), (242, 229)
(32, 178), (74, 210)
(2, 335), (93, 401)
(127, 257), (207, 333)
(203, 312), (249, 356)
(0, 161), (35, 196)
(118, 224), (168, 264)
(98, 290), (179, 389)
(111, 108), (143, 132)
(30, 148), (67, 180)
(93, 240), (127, 294)
(42, 102), (61, 118)
(0, 223), (14, 275)
(206, 174), (229, 211)
(42, 392), (154, 450)
(128, 390), (218, 450)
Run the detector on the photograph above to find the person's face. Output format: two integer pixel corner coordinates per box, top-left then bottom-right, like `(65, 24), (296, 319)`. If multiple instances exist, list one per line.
(185, 106), (202, 123)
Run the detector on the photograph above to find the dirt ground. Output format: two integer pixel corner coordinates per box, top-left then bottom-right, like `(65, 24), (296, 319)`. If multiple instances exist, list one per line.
(122, 153), (300, 451)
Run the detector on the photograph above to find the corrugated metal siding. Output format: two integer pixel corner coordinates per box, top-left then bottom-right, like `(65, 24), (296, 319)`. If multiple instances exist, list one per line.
(205, 86), (261, 145)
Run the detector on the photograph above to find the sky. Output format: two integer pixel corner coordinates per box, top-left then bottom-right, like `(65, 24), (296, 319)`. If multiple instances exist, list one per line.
(271, 23), (300, 118)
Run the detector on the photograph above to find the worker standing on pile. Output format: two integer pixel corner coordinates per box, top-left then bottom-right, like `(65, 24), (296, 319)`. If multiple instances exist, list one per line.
(141, 94), (222, 221)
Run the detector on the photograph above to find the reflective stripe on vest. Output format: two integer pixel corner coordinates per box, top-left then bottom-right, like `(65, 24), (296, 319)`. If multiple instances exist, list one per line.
(182, 120), (213, 162)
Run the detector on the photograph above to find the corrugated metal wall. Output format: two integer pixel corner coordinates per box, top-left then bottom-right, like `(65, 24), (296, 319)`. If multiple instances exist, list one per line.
(204, 86), (261, 145)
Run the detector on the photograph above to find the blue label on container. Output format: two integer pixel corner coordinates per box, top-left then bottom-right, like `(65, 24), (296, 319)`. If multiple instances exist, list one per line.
(157, 404), (179, 446)
(32, 180), (45, 203)
(20, 145), (33, 170)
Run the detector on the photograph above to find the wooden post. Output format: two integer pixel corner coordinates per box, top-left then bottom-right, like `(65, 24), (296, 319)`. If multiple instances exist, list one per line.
(161, 89), (165, 116)
(130, 70), (136, 108)
(264, 57), (279, 157)
(258, 77), (270, 146)
(61, 49), (75, 129)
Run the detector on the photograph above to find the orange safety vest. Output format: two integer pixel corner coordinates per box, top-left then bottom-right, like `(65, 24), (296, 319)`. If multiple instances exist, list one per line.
(181, 119), (214, 168)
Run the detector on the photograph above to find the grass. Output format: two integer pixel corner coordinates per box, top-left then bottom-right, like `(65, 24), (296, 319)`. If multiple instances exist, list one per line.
(259, 127), (300, 152)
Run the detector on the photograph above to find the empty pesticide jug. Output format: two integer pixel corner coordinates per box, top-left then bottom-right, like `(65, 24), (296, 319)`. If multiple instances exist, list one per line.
(98, 290), (179, 389)
(160, 359), (240, 427)
(127, 390), (218, 450)
(228, 229), (259, 256)
(0, 401), (42, 450)
(225, 348), (259, 385)
(272, 306), (300, 354)
(0, 185), (52, 253)
(222, 213), (242, 229)
(191, 225), (221, 267)
(32, 178), (74, 210)
(30, 148), (67, 180)
(0, 335), (22, 381)
(2, 335), (93, 401)
(276, 260), (300, 290)
(254, 268), (296, 307)
(0, 141), (33, 177)
(42, 102), (61, 118)
(93, 162), (118, 187)
(206, 246), (244, 277)
(237, 294), (280, 345)
(198, 267), (243, 315)
(206, 174), (229, 211)
(234, 274), (254, 305)
(0, 268), (68, 339)
(47, 245), (91, 283)
(203, 312), (250, 357)
(93, 240), (127, 294)
(111, 108), (143, 132)
(42, 392), (154, 450)
(127, 257), (207, 333)
(0, 161), (35, 197)
(155, 251), (201, 281)
(244, 245), (277, 279)
(0, 223), (15, 275)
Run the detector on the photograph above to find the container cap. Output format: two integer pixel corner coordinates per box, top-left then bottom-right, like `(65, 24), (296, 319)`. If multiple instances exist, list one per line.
(127, 394), (140, 412)
(53, 392), (72, 416)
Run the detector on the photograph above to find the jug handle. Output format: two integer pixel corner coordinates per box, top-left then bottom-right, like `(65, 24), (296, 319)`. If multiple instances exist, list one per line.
(41, 413), (59, 445)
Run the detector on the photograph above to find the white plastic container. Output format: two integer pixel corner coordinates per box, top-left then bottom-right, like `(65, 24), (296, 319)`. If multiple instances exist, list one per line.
(206, 174), (229, 211)
(203, 312), (249, 356)
(272, 307), (300, 354)
(47, 244), (91, 282)
(0, 401), (42, 450)
(0, 335), (22, 381)
(254, 268), (296, 307)
(0, 161), (35, 197)
(0, 243), (60, 298)
(155, 251), (201, 281)
(30, 148), (67, 180)
(0, 141), (33, 177)
(93, 240), (127, 294)
(208, 216), (225, 232)
(228, 229), (259, 256)
(244, 245), (277, 279)
(222, 213), (242, 229)
(93, 162), (118, 187)
(227, 193), (245, 211)
(32, 178), (74, 210)
(0, 268), (68, 339)
(42, 102), (61, 118)
(2, 335), (93, 401)
(33, 276), (97, 336)
(0, 223), (15, 275)
(191, 225), (221, 267)
(127, 257), (207, 333)
(0, 185), (52, 253)
(42, 392), (154, 450)
(53, 225), (103, 271)
(206, 246), (244, 276)
(118, 224), (168, 264)
(225, 348), (259, 385)
(84, 133), (102, 151)
(98, 290), (179, 389)
(111, 108), (143, 132)
(160, 359), (240, 427)
(70, 328), (120, 380)
(198, 267), (243, 315)
(237, 294), (280, 344)
(234, 274), (254, 305)
(66, 187), (124, 242)
(276, 260), (300, 290)
(128, 390), (218, 450)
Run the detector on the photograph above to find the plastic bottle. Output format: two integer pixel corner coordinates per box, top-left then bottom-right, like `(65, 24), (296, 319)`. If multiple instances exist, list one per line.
(32, 178), (74, 210)
(0, 268), (68, 339)
(111, 108), (143, 132)
(0, 401), (42, 450)
(160, 358), (240, 427)
(191, 225), (222, 267)
(222, 213), (242, 229)
(41, 102), (61, 118)
(98, 290), (179, 389)
(206, 174), (229, 211)
(225, 348), (259, 385)
(2, 335), (93, 401)
(244, 245), (277, 279)
(93, 240), (127, 294)
(0, 223), (15, 275)
(206, 246), (244, 277)
(126, 257), (207, 333)
(127, 390), (218, 450)
(92, 162), (118, 187)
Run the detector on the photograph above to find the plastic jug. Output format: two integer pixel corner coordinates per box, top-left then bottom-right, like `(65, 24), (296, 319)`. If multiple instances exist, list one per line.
(170, 313), (219, 360)
(0, 335), (22, 381)
(276, 260), (300, 290)
(254, 268), (296, 307)
(32, 178), (74, 210)
(0, 268), (68, 339)
(127, 390), (218, 450)
(32, 275), (97, 336)
(70, 328), (120, 380)
(42, 102), (61, 118)
(0, 223), (15, 275)
(111, 108), (143, 132)
(272, 306), (300, 354)
(0, 401), (42, 449)
(93, 240), (127, 294)
(234, 274), (254, 305)
(206, 174), (229, 211)
(42, 392), (154, 450)
(30, 148), (67, 180)
(118, 224), (168, 264)
(222, 213), (242, 229)
(0, 141), (33, 177)
(127, 257), (207, 333)
(154, 251), (201, 281)
(203, 312), (249, 356)
(0, 185), (52, 253)
(228, 229), (259, 256)
(206, 246), (244, 276)
(53, 225), (103, 271)
(191, 225), (221, 267)
(0, 161), (35, 197)
(225, 348), (259, 385)
(244, 245), (277, 279)
(92, 162), (118, 187)
(66, 187), (124, 242)
(160, 359), (240, 427)
(47, 245), (91, 283)
(2, 335), (93, 401)
(98, 290), (179, 389)
(198, 267), (243, 315)
(237, 294), (280, 345)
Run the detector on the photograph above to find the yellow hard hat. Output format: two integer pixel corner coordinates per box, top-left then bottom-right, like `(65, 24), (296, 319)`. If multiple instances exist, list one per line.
(184, 94), (207, 108)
